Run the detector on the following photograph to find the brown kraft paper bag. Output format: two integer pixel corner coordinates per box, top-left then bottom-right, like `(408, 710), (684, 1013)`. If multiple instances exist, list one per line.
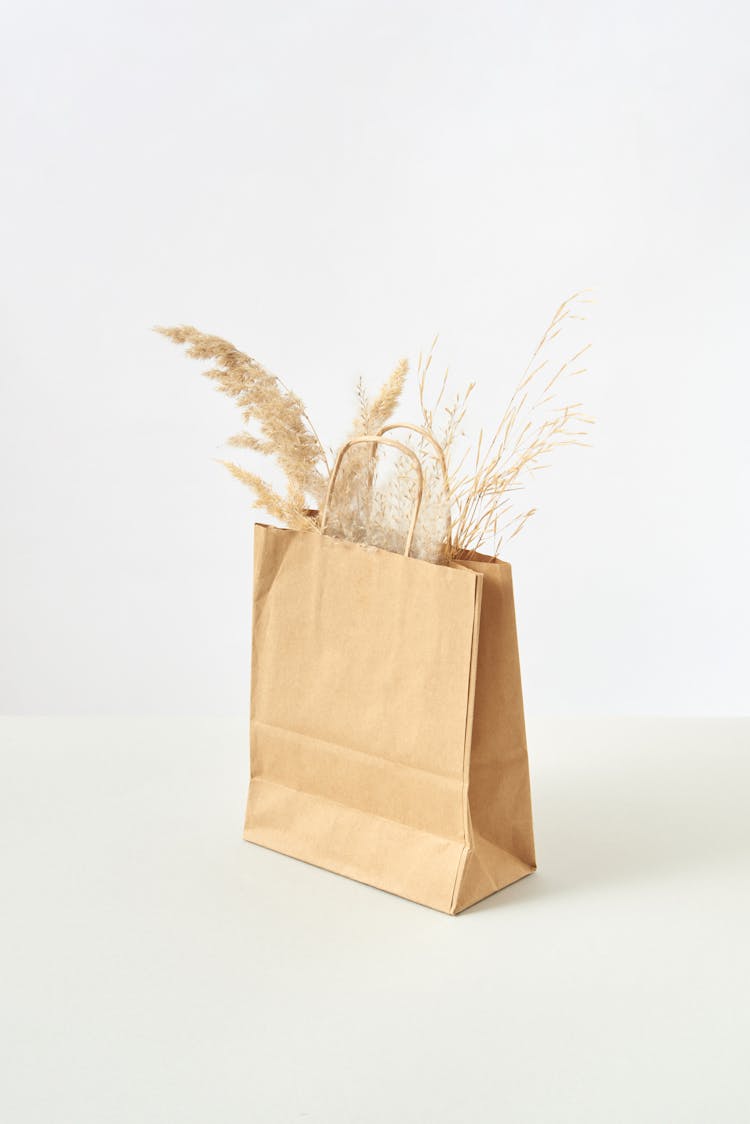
(243, 495), (536, 913)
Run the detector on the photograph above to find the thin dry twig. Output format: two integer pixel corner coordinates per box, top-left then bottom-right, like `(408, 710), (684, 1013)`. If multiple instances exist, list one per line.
(419, 292), (594, 557)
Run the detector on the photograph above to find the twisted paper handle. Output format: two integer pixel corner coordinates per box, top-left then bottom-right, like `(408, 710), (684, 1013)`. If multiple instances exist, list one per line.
(319, 435), (425, 558)
(375, 423), (452, 552)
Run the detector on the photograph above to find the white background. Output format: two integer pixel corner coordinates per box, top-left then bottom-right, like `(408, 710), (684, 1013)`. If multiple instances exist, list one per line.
(2, 0), (748, 716)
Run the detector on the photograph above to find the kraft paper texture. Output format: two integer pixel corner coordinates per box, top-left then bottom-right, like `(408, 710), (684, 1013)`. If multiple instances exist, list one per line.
(244, 524), (535, 914)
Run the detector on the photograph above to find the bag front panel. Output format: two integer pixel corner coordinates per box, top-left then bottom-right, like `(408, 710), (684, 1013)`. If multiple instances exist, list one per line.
(249, 525), (482, 845)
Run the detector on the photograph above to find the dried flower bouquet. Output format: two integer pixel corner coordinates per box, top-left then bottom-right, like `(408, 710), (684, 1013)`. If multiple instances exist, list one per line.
(157, 292), (592, 563)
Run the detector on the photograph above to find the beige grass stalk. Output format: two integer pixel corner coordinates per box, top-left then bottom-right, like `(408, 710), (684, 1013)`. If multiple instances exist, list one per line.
(219, 462), (317, 531)
(325, 358), (409, 543)
(156, 325), (328, 523)
(420, 292), (593, 557)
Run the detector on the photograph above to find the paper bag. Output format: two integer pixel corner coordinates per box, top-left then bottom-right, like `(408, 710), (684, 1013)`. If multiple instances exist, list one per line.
(243, 499), (536, 913)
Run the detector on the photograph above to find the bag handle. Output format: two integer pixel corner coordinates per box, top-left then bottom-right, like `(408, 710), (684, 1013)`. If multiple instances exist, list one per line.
(375, 423), (452, 551)
(319, 435), (424, 558)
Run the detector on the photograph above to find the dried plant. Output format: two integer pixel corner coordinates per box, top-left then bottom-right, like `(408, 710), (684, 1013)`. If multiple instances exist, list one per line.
(355, 359), (409, 435)
(419, 292), (594, 557)
(326, 437), (452, 564)
(323, 359), (410, 547)
(158, 292), (592, 562)
(156, 326), (327, 528)
(324, 363), (454, 564)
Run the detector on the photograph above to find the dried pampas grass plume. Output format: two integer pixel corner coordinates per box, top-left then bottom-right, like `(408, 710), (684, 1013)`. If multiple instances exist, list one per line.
(328, 357), (410, 544)
(366, 358), (409, 432)
(218, 461), (316, 531)
(156, 325), (328, 525)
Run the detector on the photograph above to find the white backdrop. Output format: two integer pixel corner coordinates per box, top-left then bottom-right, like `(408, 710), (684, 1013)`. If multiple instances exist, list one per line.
(2, 0), (748, 716)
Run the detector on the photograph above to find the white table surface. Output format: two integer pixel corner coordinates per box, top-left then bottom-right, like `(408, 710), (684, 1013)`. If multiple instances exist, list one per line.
(1, 716), (748, 1123)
